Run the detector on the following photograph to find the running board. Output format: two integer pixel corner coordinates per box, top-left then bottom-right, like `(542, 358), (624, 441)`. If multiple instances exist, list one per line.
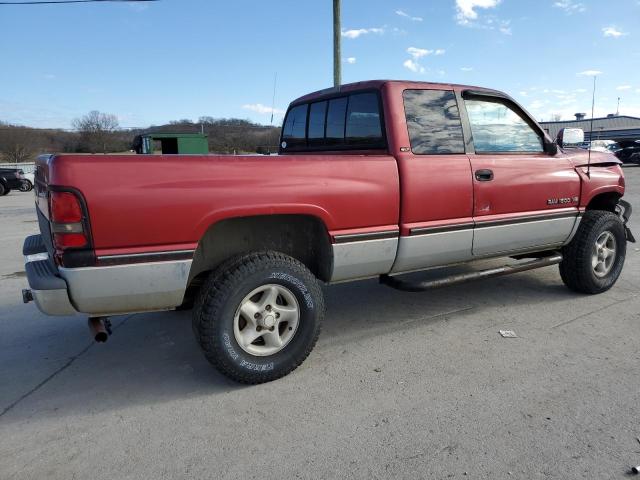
(380, 253), (563, 292)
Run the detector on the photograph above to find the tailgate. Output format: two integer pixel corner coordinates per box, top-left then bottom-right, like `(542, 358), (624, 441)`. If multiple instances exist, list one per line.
(34, 154), (55, 259)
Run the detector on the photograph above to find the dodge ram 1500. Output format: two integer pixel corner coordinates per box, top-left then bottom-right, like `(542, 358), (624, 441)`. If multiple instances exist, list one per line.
(22, 80), (634, 383)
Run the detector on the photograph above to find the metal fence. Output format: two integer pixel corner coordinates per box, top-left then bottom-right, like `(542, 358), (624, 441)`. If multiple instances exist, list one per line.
(1, 163), (36, 174)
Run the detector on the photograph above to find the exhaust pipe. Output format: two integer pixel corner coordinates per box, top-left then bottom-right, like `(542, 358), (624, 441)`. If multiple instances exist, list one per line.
(22, 289), (34, 304)
(88, 317), (110, 343)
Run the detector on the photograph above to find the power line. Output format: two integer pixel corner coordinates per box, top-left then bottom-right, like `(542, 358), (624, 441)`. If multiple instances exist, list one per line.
(0, 0), (156, 5)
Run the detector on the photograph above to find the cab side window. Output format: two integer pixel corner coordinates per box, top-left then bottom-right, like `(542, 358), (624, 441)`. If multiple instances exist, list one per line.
(403, 89), (465, 154)
(280, 91), (386, 151)
(326, 97), (348, 146)
(281, 104), (308, 149)
(346, 93), (383, 146)
(464, 99), (543, 153)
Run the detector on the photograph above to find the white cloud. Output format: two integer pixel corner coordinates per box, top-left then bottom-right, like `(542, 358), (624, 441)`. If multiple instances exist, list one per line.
(616, 85), (632, 91)
(602, 26), (627, 37)
(455, 0), (501, 24)
(499, 21), (512, 35)
(461, 66), (474, 71)
(403, 47), (444, 73)
(242, 104), (285, 115)
(575, 88), (588, 93)
(455, 1), (511, 34)
(406, 47), (444, 59)
(345, 57), (357, 64)
(395, 9), (423, 21)
(403, 59), (425, 73)
(407, 47), (432, 58)
(578, 70), (603, 76)
(342, 27), (384, 39)
(519, 91), (528, 96)
(553, 0), (586, 14)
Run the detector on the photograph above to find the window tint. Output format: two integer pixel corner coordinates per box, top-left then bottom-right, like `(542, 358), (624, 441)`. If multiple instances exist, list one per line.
(308, 101), (327, 139)
(279, 91), (387, 151)
(465, 99), (543, 153)
(326, 97), (348, 144)
(346, 93), (383, 145)
(403, 89), (465, 154)
(282, 104), (308, 148)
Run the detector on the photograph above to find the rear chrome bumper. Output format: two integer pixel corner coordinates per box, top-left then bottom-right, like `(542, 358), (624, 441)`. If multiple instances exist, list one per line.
(22, 234), (191, 317)
(23, 235), (77, 316)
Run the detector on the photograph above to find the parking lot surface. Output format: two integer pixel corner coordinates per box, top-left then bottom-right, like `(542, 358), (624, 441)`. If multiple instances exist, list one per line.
(1, 167), (639, 480)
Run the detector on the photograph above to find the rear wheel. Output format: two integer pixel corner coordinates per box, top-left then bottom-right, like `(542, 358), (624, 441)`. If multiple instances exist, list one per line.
(560, 210), (626, 294)
(0, 183), (8, 196)
(193, 251), (324, 384)
(19, 180), (33, 192)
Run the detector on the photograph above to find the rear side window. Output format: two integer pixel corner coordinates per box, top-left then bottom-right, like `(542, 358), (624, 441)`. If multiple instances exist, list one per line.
(346, 93), (383, 146)
(308, 101), (327, 140)
(280, 91), (386, 152)
(403, 89), (465, 154)
(325, 97), (348, 145)
(282, 104), (308, 149)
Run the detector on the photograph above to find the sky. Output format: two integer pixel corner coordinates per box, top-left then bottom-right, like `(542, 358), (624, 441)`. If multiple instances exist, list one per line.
(0, 0), (639, 129)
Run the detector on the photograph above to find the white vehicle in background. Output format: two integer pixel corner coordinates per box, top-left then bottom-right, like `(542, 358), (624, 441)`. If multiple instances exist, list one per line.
(580, 140), (622, 154)
(19, 172), (34, 192)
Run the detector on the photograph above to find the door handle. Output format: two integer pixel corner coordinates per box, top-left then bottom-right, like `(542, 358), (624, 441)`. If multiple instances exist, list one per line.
(475, 169), (494, 182)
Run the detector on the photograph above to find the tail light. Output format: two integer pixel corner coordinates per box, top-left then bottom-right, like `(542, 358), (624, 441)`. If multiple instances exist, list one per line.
(48, 190), (92, 264)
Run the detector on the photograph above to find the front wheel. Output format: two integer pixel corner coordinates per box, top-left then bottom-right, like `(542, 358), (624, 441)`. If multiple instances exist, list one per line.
(560, 210), (626, 294)
(193, 252), (324, 384)
(0, 184), (9, 196)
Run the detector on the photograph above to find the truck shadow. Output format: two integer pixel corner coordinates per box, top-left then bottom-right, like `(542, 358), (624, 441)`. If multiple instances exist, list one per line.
(1, 270), (592, 424)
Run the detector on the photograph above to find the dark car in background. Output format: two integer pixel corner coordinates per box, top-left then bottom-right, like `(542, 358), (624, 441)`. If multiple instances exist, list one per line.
(0, 168), (26, 196)
(615, 141), (640, 165)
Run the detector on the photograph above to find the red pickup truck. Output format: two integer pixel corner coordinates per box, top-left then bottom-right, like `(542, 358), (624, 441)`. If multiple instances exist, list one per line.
(23, 80), (634, 383)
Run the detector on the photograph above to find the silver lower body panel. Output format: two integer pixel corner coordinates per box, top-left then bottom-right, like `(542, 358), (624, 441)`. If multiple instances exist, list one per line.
(473, 216), (578, 256)
(390, 229), (473, 274)
(59, 260), (192, 315)
(330, 237), (398, 282)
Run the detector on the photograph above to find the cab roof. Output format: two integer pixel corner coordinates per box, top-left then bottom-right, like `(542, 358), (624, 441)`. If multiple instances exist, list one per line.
(290, 80), (504, 106)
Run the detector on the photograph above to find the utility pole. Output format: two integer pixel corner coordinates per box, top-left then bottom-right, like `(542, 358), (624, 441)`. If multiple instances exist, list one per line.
(333, 0), (341, 88)
(616, 97), (620, 116)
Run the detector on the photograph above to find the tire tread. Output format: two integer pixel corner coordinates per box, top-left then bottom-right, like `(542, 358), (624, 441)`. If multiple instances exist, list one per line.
(192, 251), (323, 384)
(560, 210), (625, 294)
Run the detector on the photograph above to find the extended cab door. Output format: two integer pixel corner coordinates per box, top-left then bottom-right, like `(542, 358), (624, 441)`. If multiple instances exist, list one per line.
(389, 86), (475, 273)
(460, 92), (581, 256)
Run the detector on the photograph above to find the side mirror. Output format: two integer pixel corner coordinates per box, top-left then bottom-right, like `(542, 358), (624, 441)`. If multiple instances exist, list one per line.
(556, 128), (584, 149)
(543, 137), (558, 156)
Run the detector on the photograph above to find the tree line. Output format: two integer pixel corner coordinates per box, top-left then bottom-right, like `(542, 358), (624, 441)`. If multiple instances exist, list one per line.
(0, 111), (282, 162)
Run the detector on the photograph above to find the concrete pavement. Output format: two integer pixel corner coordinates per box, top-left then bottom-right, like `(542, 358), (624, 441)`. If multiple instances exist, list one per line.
(1, 167), (639, 479)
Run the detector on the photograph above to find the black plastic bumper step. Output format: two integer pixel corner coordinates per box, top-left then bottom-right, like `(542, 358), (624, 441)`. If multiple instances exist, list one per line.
(23, 234), (47, 256)
(25, 259), (67, 291)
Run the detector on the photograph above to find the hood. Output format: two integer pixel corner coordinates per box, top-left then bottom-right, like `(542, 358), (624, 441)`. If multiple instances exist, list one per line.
(561, 148), (622, 168)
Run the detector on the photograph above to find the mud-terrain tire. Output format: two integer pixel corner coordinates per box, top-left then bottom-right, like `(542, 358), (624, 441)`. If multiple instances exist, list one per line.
(560, 210), (626, 294)
(192, 252), (324, 384)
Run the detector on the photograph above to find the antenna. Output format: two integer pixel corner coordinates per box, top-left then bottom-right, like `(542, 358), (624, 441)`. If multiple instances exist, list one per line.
(270, 72), (278, 126)
(587, 75), (596, 178)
